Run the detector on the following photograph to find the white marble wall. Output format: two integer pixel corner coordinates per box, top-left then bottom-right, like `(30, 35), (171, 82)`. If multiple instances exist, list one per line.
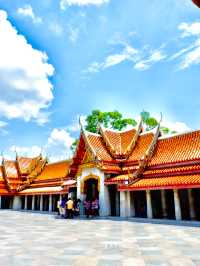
(13, 196), (22, 210)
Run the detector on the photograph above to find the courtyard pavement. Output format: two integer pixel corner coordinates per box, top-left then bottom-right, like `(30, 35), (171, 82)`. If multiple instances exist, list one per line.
(0, 211), (200, 266)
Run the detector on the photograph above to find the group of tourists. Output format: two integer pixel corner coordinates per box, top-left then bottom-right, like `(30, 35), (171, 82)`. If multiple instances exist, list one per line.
(84, 198), (99, 218)
(57, 197), (81, 219)
(57, 197), (100, 219)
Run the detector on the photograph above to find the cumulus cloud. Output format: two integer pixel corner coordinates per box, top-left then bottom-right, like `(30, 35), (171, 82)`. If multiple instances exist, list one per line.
(17, 5), (42, 24)
(10, 145), (42, 156)
(47, 128), (75, 148)
(60, 0), (109, 9)
(7, 128), (75, 162)
(161, 121), (191, 133)
(0, 10), (54, 124)
(179, 22), (200, 37)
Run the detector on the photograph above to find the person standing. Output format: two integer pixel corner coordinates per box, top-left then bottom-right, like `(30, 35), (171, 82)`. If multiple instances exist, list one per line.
(66, 198), (74, 219)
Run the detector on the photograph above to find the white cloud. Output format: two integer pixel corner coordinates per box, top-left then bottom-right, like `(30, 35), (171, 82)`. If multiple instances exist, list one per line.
(179, 45), (200, 69)
(47, 128), (75, 148)
(10, 145), (42, 157)
(60, 0), (109, 9)
(174, 22), (200, 69)
(161, 121), (191, 133)
(87, 44), (138, 73)
(134, 50), (166, 71)
(0, 10), (54, 124)
(8, 128), (75, 162)
(17, 5), (42, 24)
(179, 22), (200, 37)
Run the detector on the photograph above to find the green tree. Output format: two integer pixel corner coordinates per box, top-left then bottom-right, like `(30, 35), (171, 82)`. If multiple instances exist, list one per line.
(85, 110), (137, 133)
(140, 110), (158, 130)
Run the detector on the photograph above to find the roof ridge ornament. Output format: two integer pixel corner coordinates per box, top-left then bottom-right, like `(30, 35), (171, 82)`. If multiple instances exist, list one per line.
(126, 117), (143, 157)
(99, 123), (116, 157)
(79, 116), (99, 161)
(128, 114), (162, 185)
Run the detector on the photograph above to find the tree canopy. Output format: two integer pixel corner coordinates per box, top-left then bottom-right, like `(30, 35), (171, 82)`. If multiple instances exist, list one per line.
(85, 110), (137, 133)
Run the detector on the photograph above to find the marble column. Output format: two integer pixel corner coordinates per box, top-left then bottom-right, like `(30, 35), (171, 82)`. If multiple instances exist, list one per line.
(120, 191), (127, 217)
(173, 189), (181, 220)
(0, 196), (1, 209)
(188, 189), (195, 220)
(146, 190), (153, 219)
(32, 195), (35, 211)
(99, 174), (110, 217)
(24, 195), (28, 210)
(40, 195), (43, 211)
(161, 190), (167, 218)
(126, 191), (135, 217)
(49, 195), (53, 212)
(13, 196), (22, 210)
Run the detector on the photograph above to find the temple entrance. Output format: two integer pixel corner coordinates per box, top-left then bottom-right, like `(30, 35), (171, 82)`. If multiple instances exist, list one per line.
(1, 196), (13, 209)
(151, 190), (162, 219)
(165, 189), (175, 219)
(134, 191), (147, 218)
(84, 178), (99, 201)
(179, 189), (190, 220)
(108, 184), (120, 216)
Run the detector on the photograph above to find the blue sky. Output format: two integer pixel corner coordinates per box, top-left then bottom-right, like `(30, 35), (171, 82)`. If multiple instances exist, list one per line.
(0, 0), (200, 161)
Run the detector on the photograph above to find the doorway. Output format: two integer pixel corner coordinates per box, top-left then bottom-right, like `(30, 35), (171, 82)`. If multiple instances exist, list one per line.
(84, 178), (99, 201)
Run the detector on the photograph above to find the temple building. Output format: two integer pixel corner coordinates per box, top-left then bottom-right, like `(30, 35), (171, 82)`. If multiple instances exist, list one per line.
(67, 120), (200, 221)
(0, 155), (75, 211)
(1, 119), (200, 221)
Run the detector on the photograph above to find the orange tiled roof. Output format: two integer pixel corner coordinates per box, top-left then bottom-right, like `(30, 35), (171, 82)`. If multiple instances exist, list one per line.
(127, 132), (154, 162)
(101, 128), (136, 157)
(87, 133), (113, 161)
(105, 174), (130, 184)
(149, 130), (200, 166)
(34, 160), (70, 181)
(144, 164), (200, 176)
(119, 174), (200, 191)
(17, 156), (39, 175)
(4, 160), (18, 178)
(19, 186), (65, 195)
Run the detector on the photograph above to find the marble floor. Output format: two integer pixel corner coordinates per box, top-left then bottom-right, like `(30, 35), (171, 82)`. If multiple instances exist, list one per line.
(0, 210), (200, 266)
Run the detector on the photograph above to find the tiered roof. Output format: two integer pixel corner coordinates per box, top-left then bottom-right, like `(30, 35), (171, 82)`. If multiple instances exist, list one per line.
(0, 156), (72, 196)
(68, 121), (200, 191)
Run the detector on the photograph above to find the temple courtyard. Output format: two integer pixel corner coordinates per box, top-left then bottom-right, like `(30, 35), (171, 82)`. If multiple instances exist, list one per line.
(0, 211), (200, 266)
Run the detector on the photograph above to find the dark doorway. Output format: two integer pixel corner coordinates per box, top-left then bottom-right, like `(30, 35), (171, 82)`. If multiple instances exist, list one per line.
(35, 195), (40, 210)
(134, 191), (147, 218)
(1, 196), (13, 209)
(43, 195), (49, 211)
(193, 188), (200, 220)
(27, 196), (32, 210)
(84, 178), (99, 201)
(108, 185), (118, 216)
(21, 196), (25, 209)
(151, 190), (162, 219)
(179, 189), (190, 220)
(52, 195), (60, 212)
(165, 189), (175, 219)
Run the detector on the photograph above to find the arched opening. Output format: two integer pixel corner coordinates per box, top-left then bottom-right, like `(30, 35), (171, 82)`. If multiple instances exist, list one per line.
(84, 178), (99, 201)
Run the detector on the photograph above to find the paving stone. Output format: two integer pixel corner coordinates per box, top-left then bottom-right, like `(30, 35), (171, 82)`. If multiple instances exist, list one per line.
(0, 210), (200, 266)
